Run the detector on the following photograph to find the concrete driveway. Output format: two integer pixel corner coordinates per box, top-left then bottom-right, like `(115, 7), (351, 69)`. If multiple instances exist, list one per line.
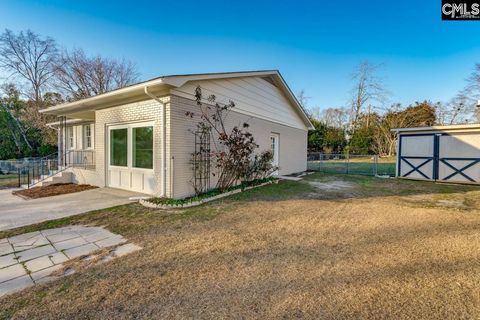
(0, 188), (146, 231)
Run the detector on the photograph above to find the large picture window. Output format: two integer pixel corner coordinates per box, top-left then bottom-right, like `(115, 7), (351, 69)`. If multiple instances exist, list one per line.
(132, 126), (153, 169)
(110, 128), (128, 167)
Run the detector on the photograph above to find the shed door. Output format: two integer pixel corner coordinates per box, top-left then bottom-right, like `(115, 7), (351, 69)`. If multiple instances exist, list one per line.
(108, 123), (156, 194)
(437, 133), (480, 183)
(398, 134), (436, 180)
(399, 133), (480, 183)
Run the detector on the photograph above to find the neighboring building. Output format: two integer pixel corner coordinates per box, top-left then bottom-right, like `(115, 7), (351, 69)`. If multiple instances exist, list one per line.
(392, 124), (480, 184)
(41, 70), (314, 198)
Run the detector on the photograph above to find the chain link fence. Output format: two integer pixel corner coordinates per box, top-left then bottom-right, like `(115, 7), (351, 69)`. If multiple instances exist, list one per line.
(307, 153), (396, 177)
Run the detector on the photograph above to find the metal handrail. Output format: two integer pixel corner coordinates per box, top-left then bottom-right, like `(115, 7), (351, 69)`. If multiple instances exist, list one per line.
(21, 150), (95, 188)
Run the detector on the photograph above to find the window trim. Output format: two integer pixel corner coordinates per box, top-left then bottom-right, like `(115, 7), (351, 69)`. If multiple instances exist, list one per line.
(107, 122), (155, 173)
(68, 126), (75, 150)
(83, 124), (93, 150)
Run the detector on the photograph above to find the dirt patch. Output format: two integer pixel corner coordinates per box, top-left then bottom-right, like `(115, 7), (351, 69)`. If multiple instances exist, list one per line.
(399, 194), (477, 210)
(308, 180), (354, 191)
(13, 183), (97, 199)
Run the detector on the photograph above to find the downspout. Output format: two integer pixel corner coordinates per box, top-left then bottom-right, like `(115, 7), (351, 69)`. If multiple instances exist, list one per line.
(144, 86), (167, 197)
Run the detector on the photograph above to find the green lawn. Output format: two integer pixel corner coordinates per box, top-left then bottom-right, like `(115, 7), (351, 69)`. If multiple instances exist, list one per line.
(0, 174), (18, 188)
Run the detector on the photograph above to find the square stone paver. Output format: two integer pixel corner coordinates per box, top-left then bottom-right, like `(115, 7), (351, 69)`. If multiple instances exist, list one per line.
(8, 231), (41, 244)
(46, 231), (81, 243)
(15, 245), (56, 263)
(53, 237), (88, 251)
(12, 234), (49, 251)
(31, 264), (63, 282)
(0, 238), (7, 244)
(0, 263), (27, 283)
(49, 252), (68, 265)
(95, 235), (126, 248)
(0, 275), (34, 297)
(24, 255), (54, 273)
(0, 253), (17, 269)
(40, 226), (72, 236)
(64, 243), (99, 259)
(0, 243), (14, 255)
(113, 243), (142, 257)
(82, 230), (115, 243)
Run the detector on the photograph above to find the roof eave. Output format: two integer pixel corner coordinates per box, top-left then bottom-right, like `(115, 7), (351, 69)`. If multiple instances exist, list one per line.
(391, 123), (480, 133)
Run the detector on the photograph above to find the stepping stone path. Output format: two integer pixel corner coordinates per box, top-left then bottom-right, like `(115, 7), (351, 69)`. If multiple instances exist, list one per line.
(0, 225), (141, 297)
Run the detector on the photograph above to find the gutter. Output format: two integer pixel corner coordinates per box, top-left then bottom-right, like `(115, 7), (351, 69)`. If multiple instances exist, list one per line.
(144, 86), (168, 197)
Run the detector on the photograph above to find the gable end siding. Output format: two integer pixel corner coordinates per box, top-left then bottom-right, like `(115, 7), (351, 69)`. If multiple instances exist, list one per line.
(170, 76), (308, 131)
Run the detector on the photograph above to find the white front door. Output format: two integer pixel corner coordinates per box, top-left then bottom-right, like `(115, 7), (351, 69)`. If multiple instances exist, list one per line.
(270, 133), (279, 175)
(107, 122), (156, 194)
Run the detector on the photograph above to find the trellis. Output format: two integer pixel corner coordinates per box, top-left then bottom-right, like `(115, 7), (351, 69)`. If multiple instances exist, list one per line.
(193, 130), (211, 194)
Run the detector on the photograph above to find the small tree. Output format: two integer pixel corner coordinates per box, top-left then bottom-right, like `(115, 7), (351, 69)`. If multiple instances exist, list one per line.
(187, 86), (276, 192)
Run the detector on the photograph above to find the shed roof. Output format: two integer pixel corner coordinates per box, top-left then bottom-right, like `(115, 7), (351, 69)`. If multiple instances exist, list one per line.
(391, 123), (480, 134)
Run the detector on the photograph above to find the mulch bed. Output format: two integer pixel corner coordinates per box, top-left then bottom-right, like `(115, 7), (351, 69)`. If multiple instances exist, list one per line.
(13, 183), (98, 199)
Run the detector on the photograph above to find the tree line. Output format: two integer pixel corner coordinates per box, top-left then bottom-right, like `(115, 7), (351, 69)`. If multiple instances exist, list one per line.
(303, 61), (480, 156)
(0, 29), (139, 160)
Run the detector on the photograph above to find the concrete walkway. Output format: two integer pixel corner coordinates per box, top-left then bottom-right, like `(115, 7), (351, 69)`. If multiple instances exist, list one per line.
(0, 225), (141, 297)
(0, 188), (145, 231)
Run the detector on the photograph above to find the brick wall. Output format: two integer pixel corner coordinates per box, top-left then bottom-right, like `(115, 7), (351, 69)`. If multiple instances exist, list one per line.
(94, 97), (169, 195)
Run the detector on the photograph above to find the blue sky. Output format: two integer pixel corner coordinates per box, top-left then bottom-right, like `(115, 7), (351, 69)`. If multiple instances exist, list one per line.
(1, 0), (480, 110)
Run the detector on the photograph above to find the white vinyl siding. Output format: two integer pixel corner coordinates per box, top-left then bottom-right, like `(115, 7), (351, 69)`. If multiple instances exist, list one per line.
(171, 76), (307, 130)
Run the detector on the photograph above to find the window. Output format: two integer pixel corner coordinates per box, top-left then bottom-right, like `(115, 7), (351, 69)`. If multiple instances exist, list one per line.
(110, 128), (128, 167)
(270, 133), (279, 168)
(84, 124), (92, 149)
(68, 127), (74, 149)
(132, 126), (153, 169)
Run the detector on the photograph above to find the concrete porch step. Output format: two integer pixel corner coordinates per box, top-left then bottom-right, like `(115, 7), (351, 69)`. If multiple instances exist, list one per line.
(27, 171), (73, 188)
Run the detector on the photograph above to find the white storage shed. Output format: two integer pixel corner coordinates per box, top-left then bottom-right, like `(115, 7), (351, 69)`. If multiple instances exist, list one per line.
(392, 124), (480, 184)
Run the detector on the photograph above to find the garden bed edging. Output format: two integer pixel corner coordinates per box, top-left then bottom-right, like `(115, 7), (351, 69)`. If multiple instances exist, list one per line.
(139, 180), (278, 209)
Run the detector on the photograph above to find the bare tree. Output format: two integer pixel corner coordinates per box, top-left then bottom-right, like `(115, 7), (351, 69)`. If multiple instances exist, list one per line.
(296, 89), (310, 109)
(372, 102), (436, 156)
(457, 63), (480, 122)
(0, 29), (58, 105)
(435, 93), (475, 125)
(320, 107), (349, 128)
(349, 61), (388, 129)
(54, 48), (139, 101)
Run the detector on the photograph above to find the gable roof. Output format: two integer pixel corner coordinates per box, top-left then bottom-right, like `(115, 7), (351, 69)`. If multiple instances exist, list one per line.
(41, 70), (314, 130)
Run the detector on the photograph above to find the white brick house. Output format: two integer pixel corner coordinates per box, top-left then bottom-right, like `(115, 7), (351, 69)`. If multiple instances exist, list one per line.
(42, 71), (313, 199)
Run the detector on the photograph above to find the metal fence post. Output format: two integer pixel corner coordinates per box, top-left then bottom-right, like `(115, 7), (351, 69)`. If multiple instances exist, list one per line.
(346, 154), (349, 174)
(319, 153), (322, 172)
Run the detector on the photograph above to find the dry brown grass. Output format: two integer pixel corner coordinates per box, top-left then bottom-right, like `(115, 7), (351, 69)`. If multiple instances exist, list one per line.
(1, 174), (480, 319)
(13, 183), (97, 199)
